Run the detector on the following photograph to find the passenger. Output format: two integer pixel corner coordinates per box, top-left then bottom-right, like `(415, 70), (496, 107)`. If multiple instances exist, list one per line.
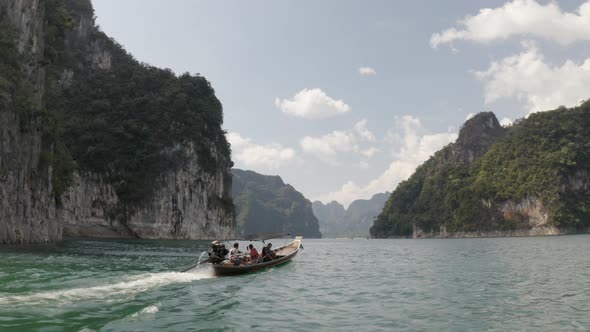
(261, 243), (276, 262)
(228, 242), (242, 266)
(208, 241), (229, 264)
(248, 244), (259, 263)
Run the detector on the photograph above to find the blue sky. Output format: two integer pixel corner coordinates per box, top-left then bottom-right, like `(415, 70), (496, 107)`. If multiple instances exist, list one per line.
(93, 0), (590, 206)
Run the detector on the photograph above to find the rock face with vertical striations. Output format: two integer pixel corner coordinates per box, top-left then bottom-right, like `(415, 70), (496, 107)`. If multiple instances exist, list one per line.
(0, 0), (235, 244)
(0, 0), (60, 244)
(61, 145), (234, 240)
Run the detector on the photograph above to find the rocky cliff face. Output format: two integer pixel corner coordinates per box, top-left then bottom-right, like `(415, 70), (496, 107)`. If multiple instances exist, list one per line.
(344, 192), (390, 237)
(0, 0), (235, 243)
(372, 108), (590, 238)
(313, 192), (390, 238)
(312, 201), (345, 237)
(450, 112), (505, 164)
(0, 0), (60, 244)
(232, 169), (321, 238)
(62, 146), (234, 240)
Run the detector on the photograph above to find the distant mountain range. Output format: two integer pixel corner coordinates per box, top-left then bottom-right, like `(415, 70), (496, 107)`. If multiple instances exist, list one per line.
(313, 193), (390, 238)
(232, 169), (322, 238)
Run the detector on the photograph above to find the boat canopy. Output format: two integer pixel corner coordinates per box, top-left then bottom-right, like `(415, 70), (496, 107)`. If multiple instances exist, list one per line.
(239, 232), (291, 241)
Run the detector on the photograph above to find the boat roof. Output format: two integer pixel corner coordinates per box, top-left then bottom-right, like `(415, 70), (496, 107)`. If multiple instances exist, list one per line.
(217, 232), (291, 242)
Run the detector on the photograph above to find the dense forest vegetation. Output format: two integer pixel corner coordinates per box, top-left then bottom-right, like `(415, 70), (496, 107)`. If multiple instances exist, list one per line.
(371, 106), (590, 238)
(2, 0), (231, 210)
(232, 169), (321, 238)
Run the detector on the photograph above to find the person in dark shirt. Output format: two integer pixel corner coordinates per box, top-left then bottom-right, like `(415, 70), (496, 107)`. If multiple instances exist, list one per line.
(261, 243), (276, 262)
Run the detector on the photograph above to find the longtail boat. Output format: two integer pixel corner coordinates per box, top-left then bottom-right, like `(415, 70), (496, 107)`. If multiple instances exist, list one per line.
(212, 236), (302, 276)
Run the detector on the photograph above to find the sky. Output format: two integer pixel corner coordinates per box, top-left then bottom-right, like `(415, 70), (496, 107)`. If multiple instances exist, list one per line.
(93, 0), (590, 207)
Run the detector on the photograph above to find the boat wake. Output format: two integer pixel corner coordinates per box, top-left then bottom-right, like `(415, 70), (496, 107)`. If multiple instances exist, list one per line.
(0, 267), (214, 306)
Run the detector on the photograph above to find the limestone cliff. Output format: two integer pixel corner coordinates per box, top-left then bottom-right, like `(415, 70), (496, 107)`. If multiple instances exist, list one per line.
(450, 112), (505, 164)
(371, 108), (590, 238)
(232, 169), (321, 238)
(313, 192), (390, 238)
(0, 0), (60, 244)
(0, 0), (235, 243)
(312, 201), (345, 237)
(62, 145), (234, 240)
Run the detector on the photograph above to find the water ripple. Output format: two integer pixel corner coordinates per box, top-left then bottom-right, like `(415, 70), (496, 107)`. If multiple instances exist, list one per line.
(0, 236), (589, 331)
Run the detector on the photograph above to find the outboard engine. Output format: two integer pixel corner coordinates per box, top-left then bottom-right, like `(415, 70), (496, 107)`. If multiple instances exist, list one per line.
(208, 241), (228, 264)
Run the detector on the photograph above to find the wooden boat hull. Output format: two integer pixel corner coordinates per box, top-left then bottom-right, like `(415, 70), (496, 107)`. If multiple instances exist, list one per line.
(212, 236), (302, 276)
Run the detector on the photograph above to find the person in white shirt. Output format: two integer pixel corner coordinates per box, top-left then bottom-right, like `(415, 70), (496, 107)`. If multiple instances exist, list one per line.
(228, 242), (242, 265)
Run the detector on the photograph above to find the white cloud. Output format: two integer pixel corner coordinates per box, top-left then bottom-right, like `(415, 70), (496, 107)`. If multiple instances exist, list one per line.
(301, 131), (357, 163)
(475, 42), (590, 113)
(300, 119), (376, 163)
(357, 161), (370, 169)
(353, 119), (376, 142)
(314, 116), (457, 207)
(359, 66), (377, 76)
(227, 132), (250, 150)
(228, 132), (295, 171)
(360, 147), (379, 158)
(500, 117), (513, 126)
(275, 88), (351, 119)
(465, 113), (475, 121)
(431, 0), (590, 48)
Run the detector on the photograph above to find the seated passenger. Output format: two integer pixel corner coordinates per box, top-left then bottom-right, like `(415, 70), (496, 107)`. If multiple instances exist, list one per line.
(248, 244), (259, 262)
(228, 242), (242, 265)
(261, 243), (276, 262)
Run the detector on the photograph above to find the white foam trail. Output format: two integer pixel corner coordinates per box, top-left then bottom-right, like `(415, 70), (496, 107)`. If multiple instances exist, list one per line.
(197, 251), (208, 266)
(0, 268), (213, 306)
(141, 305), (159, 314)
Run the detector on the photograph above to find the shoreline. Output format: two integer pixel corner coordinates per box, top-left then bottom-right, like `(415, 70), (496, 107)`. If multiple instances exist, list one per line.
(371, 226), (590, 239)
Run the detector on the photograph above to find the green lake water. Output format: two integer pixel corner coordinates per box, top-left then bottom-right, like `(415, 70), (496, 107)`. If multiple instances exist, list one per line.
(0, 235), (589, 331)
